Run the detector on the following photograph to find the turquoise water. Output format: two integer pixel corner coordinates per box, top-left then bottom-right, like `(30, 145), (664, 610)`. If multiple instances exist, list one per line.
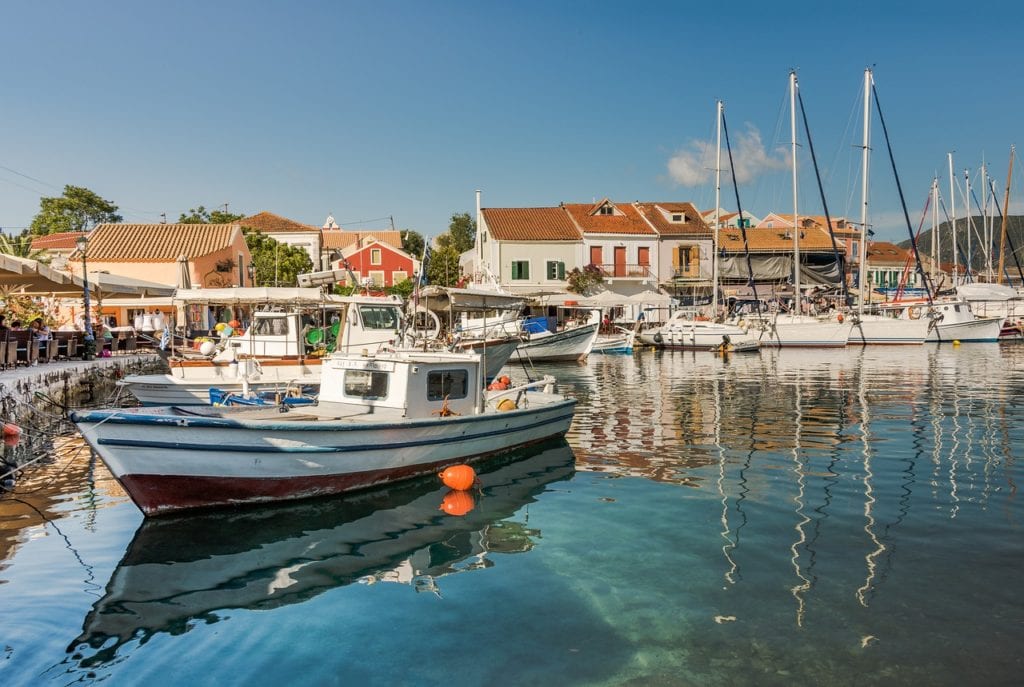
(1, 345), (1022, 685)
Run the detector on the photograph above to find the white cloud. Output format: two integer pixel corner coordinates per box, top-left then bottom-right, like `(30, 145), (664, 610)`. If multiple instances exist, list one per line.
(667, 125), (790, 187)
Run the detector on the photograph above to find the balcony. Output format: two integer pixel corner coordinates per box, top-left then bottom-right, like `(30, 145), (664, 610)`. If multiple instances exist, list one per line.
(594, 263), (652, 280)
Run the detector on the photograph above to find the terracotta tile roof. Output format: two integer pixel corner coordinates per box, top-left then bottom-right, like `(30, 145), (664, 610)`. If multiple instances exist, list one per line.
(240, 211), (319, 233)
(29, 231), (87, 250)
(482, 208), (581, 241)
(719, 225), (844, 254)
(562, 202), (656, 236)
(74, 224), (241, 262)
(322, 230), (404, 251)
(634, 202), (710, 237)
(759, 213), (853, 232)
(866, 241), (913, 265)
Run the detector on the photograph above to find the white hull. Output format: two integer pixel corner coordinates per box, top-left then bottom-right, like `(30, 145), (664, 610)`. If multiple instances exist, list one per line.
(760, 316), (853, 348)
(515, 323), (599, 361)
(640, 320), (759, 350)
(927, 317), (1002, 343)
(848, 315), (929, 345)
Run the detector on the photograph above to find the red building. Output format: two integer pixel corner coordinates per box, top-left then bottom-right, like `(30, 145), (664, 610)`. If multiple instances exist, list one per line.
(334, 237), (418, 288)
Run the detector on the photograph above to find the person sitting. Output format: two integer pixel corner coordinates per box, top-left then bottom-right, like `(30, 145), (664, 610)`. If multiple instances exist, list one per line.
(0, 315), (8, 333)
(29, 318), (50, 341)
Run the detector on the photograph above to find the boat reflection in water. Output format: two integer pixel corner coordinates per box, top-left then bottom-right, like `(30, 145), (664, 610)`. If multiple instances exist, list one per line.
(70, 440), (575, 665)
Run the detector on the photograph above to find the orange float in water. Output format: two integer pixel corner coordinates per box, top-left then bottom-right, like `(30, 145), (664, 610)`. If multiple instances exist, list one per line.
(439, 464), (476, 491)
(439, 489), (475, 516)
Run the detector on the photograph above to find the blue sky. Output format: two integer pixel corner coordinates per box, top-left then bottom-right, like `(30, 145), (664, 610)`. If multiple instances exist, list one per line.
(2, 0), (1022, 242)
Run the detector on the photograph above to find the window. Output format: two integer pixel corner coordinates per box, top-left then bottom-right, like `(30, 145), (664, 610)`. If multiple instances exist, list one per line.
(546, 261), (565, 280)
(598, 204), (614, 215)
(851, 241), (859, 258)
(370, 248), (382, 265)
(638, 246), (650, 266)
(358, 305), (400, 330)
(427, 369), (469, 401)
(344, 370), (389, 399)
(392, 270), (408, 283)
(369, 270), (385, 286)
(511, 261), (530, 280)
(671, 213), (685, 223)
(252, 317), (289, 336)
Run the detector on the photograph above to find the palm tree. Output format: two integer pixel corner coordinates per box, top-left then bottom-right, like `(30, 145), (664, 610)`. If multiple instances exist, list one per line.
(0, 233), (51, 263)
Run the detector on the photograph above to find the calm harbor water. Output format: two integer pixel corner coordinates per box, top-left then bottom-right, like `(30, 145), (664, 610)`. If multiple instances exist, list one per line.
(1, 345), (1022, 686)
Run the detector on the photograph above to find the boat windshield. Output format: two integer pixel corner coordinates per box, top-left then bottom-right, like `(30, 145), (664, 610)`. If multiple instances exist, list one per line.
(251, 317), (290, 336)
(359, 306), (400, 330)
(343, 370), (390, 400)
(427, 370), (469, 401)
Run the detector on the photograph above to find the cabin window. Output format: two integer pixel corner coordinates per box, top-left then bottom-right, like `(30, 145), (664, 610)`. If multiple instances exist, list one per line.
(546, 261), (565, 280)
(427, 369), (469, 401)
(370, 248), (382, 265)
(252, 317), (289, 336)
(344, 370), (390, 400)
(359, 306), (400, 330)
(511, 261), (530, 280)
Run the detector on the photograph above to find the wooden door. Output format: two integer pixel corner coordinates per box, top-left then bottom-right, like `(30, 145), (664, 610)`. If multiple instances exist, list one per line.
(614, 246), (626, 277)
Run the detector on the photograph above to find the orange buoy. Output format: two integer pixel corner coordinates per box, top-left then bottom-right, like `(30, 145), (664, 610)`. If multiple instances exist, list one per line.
(439, 490), (475, 516)
(837, 313), (845, 323)
(439, 464), (476, 491)
(2, 423), (21, 438)
(3, 434), (19, 448)
(487, 380), (508, 391)
(496, 398), (517, 411)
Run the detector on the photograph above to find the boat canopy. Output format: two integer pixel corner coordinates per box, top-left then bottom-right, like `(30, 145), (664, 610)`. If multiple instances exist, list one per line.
(416, 285), (525, 311)
(172, 287), (348, 306)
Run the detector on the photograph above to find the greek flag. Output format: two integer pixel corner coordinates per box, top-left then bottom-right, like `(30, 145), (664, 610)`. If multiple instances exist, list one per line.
(419, 245), (431, 286)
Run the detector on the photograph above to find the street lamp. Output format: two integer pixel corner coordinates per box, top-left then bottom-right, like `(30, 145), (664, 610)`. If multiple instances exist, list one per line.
(76, 234), (96, 360)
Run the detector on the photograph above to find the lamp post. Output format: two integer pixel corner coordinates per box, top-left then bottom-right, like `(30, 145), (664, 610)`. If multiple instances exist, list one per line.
(76, 234), (96, 360)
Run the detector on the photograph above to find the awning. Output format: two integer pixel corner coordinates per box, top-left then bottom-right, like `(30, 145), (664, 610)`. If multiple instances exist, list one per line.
(172, 287), (345, 306)
(0, 254), (82, 294)
(415, 285), (525, 311)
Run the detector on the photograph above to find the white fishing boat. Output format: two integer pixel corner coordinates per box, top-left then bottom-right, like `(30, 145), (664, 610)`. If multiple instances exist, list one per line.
(639, 312), (760, 351)
(72, 349), (576, 515)
(924, 299), (1002, 342)
(848, 312), (930, 345)
(118, 288), (398, 405)
(761, 312), (853, 348)
(70, 441), (575, 654)
(590, 326), (636, 354)
(514, 320), (599, 362)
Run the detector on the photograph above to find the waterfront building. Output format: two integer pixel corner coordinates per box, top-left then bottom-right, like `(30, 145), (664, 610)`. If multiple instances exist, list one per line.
(330, 235), (419, 288)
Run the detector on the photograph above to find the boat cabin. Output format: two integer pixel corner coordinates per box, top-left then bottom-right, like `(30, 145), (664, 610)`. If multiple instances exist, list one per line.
(318, 351), (484, 417)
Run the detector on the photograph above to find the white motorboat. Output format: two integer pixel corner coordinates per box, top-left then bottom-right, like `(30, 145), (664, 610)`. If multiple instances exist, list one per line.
(759, 312), (853, 348)
(72, 349), (576, 515)
(847, 309), (930, 345)
(639, 312), (760, 351)
(514, 321), (599, 362)
(924, 299), (1002, 342)
(590, 327), (636, 354)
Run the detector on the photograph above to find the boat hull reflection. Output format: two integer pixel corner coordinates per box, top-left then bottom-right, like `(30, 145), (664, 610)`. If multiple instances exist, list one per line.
(71, 440), (575, 661)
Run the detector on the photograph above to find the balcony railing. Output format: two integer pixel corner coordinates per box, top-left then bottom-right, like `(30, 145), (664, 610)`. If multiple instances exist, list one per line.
(671, 265), (702, 280)
(594, 263), (652, 279)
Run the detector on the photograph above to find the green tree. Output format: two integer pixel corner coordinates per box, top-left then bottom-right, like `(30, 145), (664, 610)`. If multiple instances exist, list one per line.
(243, 229), (313, 286)
(29, 185), (122, 236)
(179, 206), (244, 224)
(386, 278), (416, 300)
(566, 264), (605, 294)
(426, 244), (462, 287)
(435, 212), (476, 254)
(401, 229), (426, 259)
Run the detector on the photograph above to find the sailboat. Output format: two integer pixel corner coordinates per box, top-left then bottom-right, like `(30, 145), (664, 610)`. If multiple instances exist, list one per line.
(848, 68), (930, 345)
(642, 100), (760, 352)
(762, 71), (852, 347)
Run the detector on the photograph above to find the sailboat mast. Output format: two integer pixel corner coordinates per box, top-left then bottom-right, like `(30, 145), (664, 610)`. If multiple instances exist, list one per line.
(858, 68), (871, 316)
(982, 162), (989, 280)
(931, 178), (939, 286)
(964, 169), (973, 279)
(790, 70), (801, 311)
(997, 145), (1014, 284)
(713, 100), (722, 316)
(948, 153), (958, 286)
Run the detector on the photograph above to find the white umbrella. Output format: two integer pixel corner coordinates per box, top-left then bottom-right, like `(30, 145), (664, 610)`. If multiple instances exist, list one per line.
(580, 289), (631, 307)
(629, 289), (672, 305)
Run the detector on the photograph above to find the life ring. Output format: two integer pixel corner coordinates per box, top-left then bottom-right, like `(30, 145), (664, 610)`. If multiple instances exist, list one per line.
(412, 309), (442, 339)
(653, 332), (664, 344)
(908, 306), (922, 320)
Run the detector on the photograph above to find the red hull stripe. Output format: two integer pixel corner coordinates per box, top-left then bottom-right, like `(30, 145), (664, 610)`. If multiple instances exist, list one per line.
(120, 437), (556, 515)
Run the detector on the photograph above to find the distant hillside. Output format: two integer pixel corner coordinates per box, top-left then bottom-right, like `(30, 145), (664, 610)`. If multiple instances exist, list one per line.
(897, 215), (1024, 275)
